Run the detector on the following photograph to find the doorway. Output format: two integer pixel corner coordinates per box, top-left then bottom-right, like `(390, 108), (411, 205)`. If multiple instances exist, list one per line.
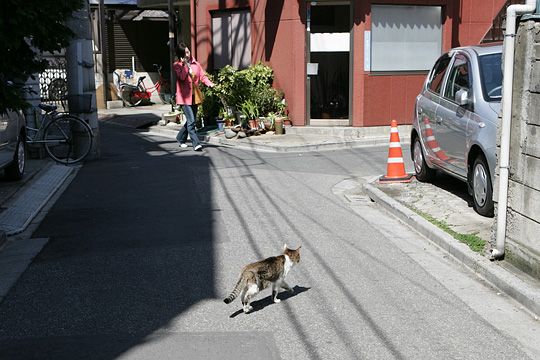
(308, 2), (351, 126)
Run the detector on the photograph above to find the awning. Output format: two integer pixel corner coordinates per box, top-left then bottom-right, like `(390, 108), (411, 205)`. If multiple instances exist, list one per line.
(138, 0), (189, 9)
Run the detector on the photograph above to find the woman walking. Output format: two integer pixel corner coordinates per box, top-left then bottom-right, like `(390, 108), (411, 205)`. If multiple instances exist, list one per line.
(174, 42), (214, 151)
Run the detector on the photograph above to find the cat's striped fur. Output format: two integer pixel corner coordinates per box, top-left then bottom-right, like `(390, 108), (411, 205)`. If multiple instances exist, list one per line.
(224, 244), (301, 313)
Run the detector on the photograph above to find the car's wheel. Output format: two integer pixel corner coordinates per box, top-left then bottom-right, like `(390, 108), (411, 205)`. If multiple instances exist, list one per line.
(471, 154), (494, 217)
(413, 136), (435, 182)
(5, 135), (25, 181)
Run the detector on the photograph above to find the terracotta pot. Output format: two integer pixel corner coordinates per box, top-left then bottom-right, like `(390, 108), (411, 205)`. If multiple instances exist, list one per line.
(248, 119), (258, 129)
(274, 118), (284, 135)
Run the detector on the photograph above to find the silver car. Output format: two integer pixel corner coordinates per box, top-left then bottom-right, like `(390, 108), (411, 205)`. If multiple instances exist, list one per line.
(411, 44), (502, 217)
(0, 109), (26, 180)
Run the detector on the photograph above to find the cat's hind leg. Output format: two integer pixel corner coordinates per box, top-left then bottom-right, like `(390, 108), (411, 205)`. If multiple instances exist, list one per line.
(280, 280), (294, 293)
(242, 283), (258, 313)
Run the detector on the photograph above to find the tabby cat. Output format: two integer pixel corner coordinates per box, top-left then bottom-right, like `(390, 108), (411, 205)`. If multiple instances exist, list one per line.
(224, 244), (301, 313)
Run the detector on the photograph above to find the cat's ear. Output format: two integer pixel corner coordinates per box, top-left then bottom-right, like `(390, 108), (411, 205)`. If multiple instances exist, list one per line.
(283, 244), (288, 252)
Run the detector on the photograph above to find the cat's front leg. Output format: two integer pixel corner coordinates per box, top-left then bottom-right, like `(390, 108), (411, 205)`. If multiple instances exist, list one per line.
(271, 283), (281, 303)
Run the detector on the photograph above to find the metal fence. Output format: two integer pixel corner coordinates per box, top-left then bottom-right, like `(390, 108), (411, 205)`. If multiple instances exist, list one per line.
(39, 55), (68, 110)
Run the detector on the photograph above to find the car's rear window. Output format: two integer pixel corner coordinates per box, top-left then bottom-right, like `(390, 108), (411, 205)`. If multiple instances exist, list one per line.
(479, 53), (502, 102)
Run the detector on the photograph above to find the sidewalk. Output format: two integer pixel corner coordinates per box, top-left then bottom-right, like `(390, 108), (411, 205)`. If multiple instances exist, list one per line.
(0, 104), (538, 317)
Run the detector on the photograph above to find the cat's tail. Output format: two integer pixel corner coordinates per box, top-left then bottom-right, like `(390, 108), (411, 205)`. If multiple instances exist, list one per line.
(223, 275), (246, 304)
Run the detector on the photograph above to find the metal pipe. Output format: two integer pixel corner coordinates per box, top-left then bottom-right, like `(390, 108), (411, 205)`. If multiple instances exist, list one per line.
(492, 0), (537, 260)
(168, 0), (175, 111)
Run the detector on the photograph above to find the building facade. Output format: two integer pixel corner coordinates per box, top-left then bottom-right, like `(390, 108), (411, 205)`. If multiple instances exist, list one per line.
(190, 0), (509, 127)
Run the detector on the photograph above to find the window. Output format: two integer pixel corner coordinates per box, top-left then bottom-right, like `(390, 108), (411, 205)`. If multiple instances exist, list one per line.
(371, 5), (442, 71)
(444, 54), (471, 102)
(212, 10), (251, 70)
(428, 54), (451, 94)
(479, 53), (502, 101)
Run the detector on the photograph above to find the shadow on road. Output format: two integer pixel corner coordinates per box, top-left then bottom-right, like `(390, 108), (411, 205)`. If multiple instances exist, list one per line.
(0, 119), (221, 359)
(229, 285), (310, 318)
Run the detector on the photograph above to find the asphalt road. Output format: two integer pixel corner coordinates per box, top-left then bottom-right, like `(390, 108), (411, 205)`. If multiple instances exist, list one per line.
(0, 123), (538, 360)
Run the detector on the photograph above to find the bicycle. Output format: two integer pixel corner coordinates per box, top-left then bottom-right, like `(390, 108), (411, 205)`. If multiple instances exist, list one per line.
(26, 103), (93, 165)
(117, 64), (171, 107)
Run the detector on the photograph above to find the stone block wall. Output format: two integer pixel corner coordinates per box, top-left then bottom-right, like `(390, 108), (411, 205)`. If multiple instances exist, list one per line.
(495, 19), (540, 278)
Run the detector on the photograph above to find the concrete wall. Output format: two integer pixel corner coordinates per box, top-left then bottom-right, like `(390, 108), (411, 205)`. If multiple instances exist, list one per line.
(496, 20), (540, 278)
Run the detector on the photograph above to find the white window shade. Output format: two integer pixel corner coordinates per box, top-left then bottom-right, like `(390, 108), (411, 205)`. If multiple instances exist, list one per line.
(371, 5), (442, 71)
(212, 10), (251, 69)
(310, 33), (350, 52)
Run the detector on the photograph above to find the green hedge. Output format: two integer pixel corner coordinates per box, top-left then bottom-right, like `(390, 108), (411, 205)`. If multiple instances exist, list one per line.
(200, 62), (285, 121)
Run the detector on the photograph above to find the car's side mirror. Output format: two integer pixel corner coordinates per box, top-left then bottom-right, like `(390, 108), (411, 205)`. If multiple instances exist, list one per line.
(455, 89), (470, 106)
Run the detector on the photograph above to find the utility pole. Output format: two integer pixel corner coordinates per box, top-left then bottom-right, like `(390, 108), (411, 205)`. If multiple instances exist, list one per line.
(99, 0), (108, 108)
(168, 0), (175, 111)
(65, 0), (100, 160)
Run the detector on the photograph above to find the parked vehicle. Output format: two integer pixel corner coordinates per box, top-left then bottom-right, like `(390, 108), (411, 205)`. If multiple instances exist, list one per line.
(410, 44), (502, 217)
(0, 109), (26, 180)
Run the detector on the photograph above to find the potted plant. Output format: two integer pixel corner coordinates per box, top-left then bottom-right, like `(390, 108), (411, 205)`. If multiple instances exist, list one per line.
(239, 100), (259, 129)
(263, 112), (276, 131)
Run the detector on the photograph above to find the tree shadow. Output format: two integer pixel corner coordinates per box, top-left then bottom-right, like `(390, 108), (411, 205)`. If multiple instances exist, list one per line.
(229, 285), (310, 318)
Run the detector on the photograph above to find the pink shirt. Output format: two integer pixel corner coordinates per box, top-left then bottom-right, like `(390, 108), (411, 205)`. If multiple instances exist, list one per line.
(173, 58), (214, 105)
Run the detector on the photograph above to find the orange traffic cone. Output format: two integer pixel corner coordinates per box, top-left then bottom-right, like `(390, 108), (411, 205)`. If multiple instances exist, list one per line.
(379, 119), (412, 183)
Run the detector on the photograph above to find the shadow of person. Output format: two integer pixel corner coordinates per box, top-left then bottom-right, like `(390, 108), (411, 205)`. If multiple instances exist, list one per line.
(229, 286), (310, 318)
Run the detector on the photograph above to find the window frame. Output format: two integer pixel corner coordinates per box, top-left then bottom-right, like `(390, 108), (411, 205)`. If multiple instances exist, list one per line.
(442, 53), (473, 105)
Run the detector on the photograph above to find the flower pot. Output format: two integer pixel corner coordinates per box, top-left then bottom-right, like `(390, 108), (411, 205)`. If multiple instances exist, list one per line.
(248, 119), (258, 129)
(274, 118), (284, 135)
(162, 111), (180, 124)
(263, 120), (274, 131)
(216, 119), (225, 131)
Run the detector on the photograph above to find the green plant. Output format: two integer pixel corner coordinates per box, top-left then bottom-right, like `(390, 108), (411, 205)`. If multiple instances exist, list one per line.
(239, 99), (259, 120)
(414, 208), (487, 253)
(203, 62), (288, 124)
(199, 74), (221, 120)
(0, 0), (85, 112)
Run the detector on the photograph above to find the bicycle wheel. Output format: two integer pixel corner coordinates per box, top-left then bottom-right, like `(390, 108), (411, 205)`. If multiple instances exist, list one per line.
(43, 115), (93, 165)
(120, 85), (143, 107)
(158, 81), (172, 104)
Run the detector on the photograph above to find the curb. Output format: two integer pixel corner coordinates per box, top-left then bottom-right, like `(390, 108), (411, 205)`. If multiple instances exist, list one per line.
(0, 231), (5, 250)
(0, 164), (78, 237)
(147, 125), (395, 152)
(363, 179), (540, 317)
(205, 136), (394, 153)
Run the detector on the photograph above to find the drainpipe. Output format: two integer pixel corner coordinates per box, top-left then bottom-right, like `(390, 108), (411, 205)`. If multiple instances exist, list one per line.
(492, 0), (537, 260)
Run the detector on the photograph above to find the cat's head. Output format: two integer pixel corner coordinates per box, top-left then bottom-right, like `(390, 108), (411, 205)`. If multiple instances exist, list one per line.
(283, 244), (301, 264)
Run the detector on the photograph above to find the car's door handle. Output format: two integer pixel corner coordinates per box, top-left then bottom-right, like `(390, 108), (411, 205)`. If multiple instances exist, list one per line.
(435, 116), (443, 124)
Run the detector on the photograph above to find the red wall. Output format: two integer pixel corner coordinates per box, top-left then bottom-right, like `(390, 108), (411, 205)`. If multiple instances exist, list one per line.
(355, 0), (507, 127)
(459, 0), (508, 45)
(193, 0), (508, 127)
(193, 0), (306, 126)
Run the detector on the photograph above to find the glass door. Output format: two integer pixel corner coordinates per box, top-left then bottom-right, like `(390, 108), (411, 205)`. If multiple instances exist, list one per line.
(308, 2), (350, 125)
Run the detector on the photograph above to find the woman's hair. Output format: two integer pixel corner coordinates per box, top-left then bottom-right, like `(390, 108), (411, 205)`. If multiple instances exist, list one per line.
(176, 42), (188, 60)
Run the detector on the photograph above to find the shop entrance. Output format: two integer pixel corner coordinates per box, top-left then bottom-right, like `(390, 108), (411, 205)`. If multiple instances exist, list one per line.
(307, 2), (351, 125)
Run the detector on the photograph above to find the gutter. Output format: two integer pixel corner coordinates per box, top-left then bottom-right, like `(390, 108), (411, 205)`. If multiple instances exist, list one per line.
(491, 0), (537, 260)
